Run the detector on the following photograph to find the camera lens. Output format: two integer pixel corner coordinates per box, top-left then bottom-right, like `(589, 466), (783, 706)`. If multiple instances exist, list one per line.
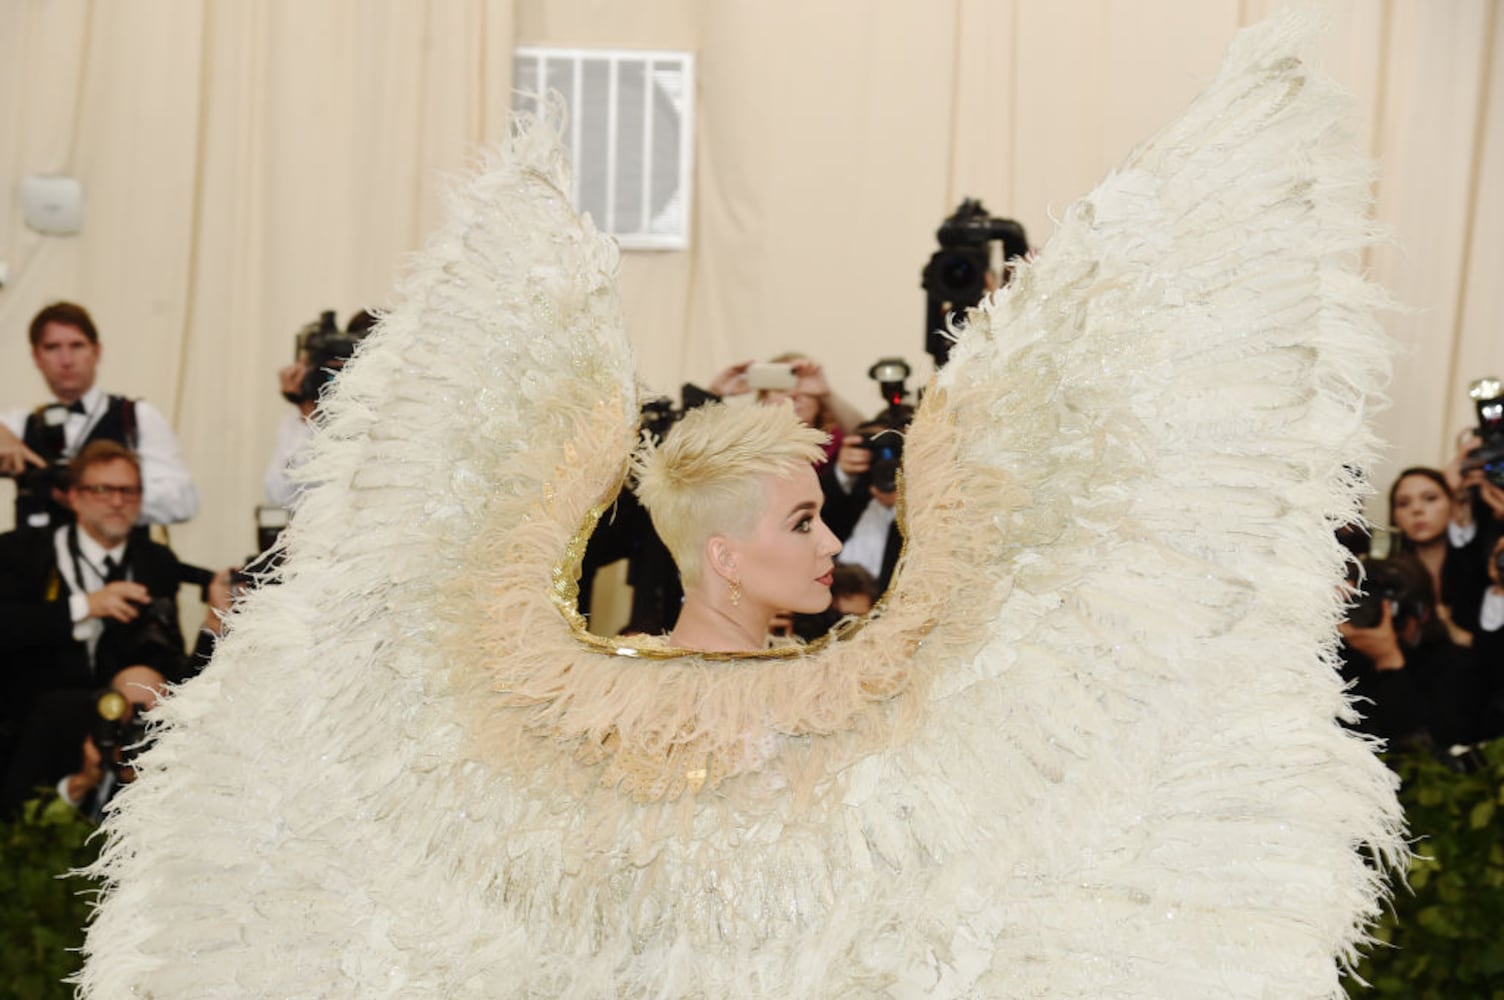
(941, 257), (977, 293)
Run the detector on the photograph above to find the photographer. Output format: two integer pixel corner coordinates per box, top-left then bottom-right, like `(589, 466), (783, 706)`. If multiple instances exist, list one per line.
(823, 419), (904, 592)
(1472, 537), (1504, 740)
(922, 200), (1029, 368)
(1431, 379), (1504, 640)
(57, 666), (166, 817)
(1339, 554), (1482, 752)
(0, 441), (186, 778)
(0, 665), (166, 819)
(818, 361), (915, 594)
(264, 309), (374, 508)
(1, 301), (198, 529)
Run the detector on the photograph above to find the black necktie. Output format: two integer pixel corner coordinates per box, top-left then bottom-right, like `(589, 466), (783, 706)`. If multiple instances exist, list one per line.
(103, 555), (123, 582)
(67, 400), (87, 415)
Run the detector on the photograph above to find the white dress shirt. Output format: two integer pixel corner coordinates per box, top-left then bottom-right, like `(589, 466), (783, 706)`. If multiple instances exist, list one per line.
(263, 411), (315, 508)
(1448, 520), (1477, 548)
(54, 524), (128, 668)
(841, 497), (897, 581)
(2, 385), (199, 525)
(1481, 590), (1504, 633)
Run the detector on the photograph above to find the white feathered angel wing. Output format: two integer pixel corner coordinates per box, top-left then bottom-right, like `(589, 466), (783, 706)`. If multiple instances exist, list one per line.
(893, 14), (1407, 996)
(81, 12), (1402, 1000)
(79, 111), (645, 994)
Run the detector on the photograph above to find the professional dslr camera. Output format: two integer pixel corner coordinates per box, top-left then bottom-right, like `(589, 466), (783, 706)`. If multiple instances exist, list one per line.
(637, 384), (717, 447)
(92, 687), (153, 775)
(921, 198), (1029, 367)
(1346, 557), (1429, 631)
(122, 595), (184, 665)
(10, 403), (72, 515)
(1463, 376), (1504, 488)
(287, 310), (373, 406)
(860, 358), (916, 494)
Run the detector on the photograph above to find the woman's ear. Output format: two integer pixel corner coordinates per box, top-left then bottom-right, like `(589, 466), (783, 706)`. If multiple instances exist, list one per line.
(705, 536), (738, 582)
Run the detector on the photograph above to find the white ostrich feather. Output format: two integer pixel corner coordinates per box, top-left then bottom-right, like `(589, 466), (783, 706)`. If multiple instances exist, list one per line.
(80, 11), (1403, 999)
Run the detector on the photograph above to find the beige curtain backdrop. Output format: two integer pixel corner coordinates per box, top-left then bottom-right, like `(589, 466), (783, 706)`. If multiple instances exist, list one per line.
(1, 0), (1500, 592)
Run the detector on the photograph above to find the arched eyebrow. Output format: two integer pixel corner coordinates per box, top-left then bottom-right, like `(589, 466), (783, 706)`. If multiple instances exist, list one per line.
(785, 500), (818, 523)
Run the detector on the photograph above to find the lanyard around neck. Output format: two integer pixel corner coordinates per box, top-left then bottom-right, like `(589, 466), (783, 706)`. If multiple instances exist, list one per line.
(67, 524), (123, 588)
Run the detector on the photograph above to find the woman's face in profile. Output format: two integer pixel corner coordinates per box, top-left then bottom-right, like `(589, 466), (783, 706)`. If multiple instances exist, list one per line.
(731, 464), (843, 616)
(1391, 474), (1451, 545)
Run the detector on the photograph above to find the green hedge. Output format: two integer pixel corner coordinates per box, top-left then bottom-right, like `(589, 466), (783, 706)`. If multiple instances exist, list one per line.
(0, 796), (99, 1000)
(1349, 741), (1504, 998)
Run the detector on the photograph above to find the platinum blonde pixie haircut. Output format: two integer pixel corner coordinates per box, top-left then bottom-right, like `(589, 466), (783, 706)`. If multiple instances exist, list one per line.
(633, 402), (828, 587)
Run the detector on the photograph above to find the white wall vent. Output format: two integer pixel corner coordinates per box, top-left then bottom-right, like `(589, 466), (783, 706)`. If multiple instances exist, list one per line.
(513, 47), (695, 250)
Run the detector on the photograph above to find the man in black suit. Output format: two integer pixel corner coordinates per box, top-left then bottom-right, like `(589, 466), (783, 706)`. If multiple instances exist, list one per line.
(820, 422), (902, 594)
(0, 440), (185, 805)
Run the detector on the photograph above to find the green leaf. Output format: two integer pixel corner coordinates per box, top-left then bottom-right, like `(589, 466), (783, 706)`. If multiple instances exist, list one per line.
(0, 792), (100, 999)
(1350, 746), (1504, 994)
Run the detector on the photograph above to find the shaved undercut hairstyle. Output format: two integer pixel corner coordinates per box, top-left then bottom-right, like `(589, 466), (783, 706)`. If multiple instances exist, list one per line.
(633, 402), (828, 587)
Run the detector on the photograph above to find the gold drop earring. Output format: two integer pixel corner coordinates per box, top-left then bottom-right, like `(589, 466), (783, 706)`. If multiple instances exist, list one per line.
(729, 579), (741, 607)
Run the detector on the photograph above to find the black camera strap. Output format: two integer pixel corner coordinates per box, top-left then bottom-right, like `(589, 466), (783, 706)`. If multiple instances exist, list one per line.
(73, 395), (106, 450)
(66, 524), (130, 593)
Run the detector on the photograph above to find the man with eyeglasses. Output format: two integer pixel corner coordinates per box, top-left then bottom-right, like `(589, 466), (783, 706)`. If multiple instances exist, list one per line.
(0, 301), (199, 530)
(0, 440), (185, 793)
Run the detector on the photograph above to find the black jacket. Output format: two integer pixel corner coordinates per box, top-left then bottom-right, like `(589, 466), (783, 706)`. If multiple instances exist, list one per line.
(0, 526), (186, 702)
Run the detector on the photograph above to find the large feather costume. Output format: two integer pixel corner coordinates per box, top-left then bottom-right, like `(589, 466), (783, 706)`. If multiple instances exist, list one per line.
(81, 12), (1404, 998)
